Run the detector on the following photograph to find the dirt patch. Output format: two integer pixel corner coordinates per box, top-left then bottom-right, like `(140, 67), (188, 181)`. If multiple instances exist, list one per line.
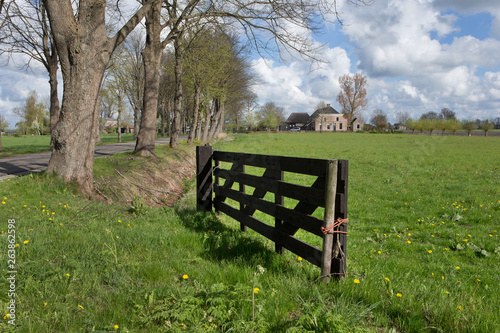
(93, 144), (196, 207)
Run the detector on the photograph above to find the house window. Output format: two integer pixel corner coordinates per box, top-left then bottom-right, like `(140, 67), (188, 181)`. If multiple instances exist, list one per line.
(323, 117), (327, 121)
(339, 123), (343, 130)
(336, 117), (339, 121)
(356, 124), (360, 130)
(327, 123), (331, 130)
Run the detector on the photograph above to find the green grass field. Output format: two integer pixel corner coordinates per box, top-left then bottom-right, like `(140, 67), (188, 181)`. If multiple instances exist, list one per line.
(0, 134), (137, 158)
(0, 133), (499, 332)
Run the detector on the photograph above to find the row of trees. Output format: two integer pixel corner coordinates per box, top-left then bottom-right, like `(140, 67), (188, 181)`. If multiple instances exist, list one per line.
(1, 0), (368, 193)
(369, 108), (498, 136)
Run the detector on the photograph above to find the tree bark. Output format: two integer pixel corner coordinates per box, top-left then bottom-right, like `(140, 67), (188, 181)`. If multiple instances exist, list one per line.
(135, 0), (162, 157)
(201, 103), (212, 142)
(187, 84), (200, 144)
(170, 37), (183, 149)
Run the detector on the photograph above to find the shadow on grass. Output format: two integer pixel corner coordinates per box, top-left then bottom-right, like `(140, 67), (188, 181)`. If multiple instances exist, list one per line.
(175, 208), (295, 274)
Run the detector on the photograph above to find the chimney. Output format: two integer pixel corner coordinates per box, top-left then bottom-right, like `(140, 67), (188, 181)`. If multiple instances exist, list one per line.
(326, 104), (330, 108)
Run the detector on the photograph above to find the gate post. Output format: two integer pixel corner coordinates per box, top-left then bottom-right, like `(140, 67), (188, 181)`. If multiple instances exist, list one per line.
(321, 160), (338, 282)
(196, 145), (213, 211)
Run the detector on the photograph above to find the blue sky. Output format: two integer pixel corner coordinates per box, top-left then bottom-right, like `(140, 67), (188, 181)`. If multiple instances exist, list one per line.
(1, 0), (500, 127)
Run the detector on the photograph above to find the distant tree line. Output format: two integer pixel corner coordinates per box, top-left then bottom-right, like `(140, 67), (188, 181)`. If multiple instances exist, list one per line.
(368, 108), (499, 136)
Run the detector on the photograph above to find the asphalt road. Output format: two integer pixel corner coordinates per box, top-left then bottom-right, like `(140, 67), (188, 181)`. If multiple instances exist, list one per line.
(0, 137), (177, 180)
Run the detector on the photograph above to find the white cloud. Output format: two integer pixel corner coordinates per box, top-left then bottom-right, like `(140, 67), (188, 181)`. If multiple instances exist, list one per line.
(250, 46), (352, 114)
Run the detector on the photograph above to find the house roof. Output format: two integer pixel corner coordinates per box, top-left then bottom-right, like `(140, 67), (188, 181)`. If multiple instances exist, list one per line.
(286, 112), (310, 124)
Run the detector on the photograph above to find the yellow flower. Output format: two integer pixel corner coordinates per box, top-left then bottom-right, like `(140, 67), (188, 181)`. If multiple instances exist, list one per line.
(23, 240), (29, 245)
(4, 314), (10, 319)
(428, 250), (432, 254)
(254, 287), (260, 294)
(385, 277), (390, 282)
(354, 279), (360, 284)
(78, 304), (84, 309)
(118, 220), (122, 223)
(457, 305), (463, 310)
(114, 325), (119, 329)
(396, 293), (402, 297)
(1, 201), (5, 205)
(456, 266), (460, 270)
(44, 302), (47, 306)
(406, 240), (411, 244)
(66, 273), (71, 277)
(14, 244), (19, 248)
(408, 233), (411, 236)
(463, 239), (468, 242)
(297, 256), (303, 261)
(446, 291), (450, 295)
(182, 274), (188, 280)
(377, 251), (381, 254)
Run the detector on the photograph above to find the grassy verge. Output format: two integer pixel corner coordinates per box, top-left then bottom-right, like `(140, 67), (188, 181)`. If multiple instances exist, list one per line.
(0, 133), (499, 332)
(0, 134), (138, 158)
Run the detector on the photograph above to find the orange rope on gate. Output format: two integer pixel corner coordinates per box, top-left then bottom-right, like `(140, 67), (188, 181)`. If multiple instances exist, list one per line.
(321, 218), (349, 235)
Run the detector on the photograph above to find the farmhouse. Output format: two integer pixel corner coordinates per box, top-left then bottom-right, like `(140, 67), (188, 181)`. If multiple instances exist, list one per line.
(103, 120), (134, 134)
(284, 112), (310, 130)
(287, 104), (363, 132)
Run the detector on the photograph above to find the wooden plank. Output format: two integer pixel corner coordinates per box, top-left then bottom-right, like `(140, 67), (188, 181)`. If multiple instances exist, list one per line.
(217, 187), (324, 237)
(217, 201), (322, 267)
(214, 168), (325, 207)
(196, 145), (212, 211)
(213, 151), (328, 177)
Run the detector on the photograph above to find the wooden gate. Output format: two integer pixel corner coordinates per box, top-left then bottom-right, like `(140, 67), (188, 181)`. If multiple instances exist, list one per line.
(196, 145), (348, 279)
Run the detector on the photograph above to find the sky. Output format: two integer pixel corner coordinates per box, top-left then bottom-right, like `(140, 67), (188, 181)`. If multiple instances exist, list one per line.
(1, 0), (500, 127)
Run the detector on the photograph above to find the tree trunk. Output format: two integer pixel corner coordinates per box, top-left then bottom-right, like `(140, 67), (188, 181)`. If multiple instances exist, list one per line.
(43, 0), (150, 194)
(196, 101), (203, 140)
(160, 101), (166, 137)
(170, 37), (183, 149)
(187, 84), (200, 144)
(201, 103), (212, 142)
(208, 98), (223, 141)
(117, 99), (122, 143)
(135, 0), (162, 157)
(48, 53), (60, 148)
(133, 104), (140, 139)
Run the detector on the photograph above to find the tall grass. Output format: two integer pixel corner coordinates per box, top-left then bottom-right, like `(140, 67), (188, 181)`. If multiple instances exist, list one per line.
(0, 133), (498, 332)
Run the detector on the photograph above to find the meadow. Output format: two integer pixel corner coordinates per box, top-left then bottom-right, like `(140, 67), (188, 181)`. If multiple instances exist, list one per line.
(0, 134), (136, 158)
(0, 133), (499, 332)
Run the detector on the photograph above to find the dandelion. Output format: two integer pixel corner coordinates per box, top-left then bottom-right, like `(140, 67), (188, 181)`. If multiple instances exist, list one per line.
(78, 304), (84, 309)
(457, 305), (463, 310)
(407, 240), (411, 244)
(396, 293), (402, 297)
(377, 251), (382, 254)
(354, 279), (360, 284)
(463, 239), (468, 242)
(297, 256), (303, 261)
(182, 274), (188, 280)
(456, 266), (460, 270)
(1, 201), (5, 205)
(114, 325), (119, 329)
(442, 276), (445, 280)
(23, 240), (29, 245)
(428, 250), (432, 254)
(66, 273), (71, 277)
(385, 277), (390, 282)
(408, 233), (411, 236)
(44, 302), (47, 306)
(3, 314), (10, 319)
(446, 291), (450, 295)
(14, 244), (19, 248)
(254, 287), (260, 294)
(118, 220), (122, 223)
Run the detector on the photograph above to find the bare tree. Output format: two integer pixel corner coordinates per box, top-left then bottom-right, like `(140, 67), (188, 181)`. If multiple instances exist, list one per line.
(134, 0), (370, 155)
(481, 120), (494, 136)
(0, 0), (59, 145)
(370, 109), (388, 131)
(396, 111), (409, 126)
(41, 0), (153, 194)
(440, 108), (456, 120)
(336, 73), (368, 131)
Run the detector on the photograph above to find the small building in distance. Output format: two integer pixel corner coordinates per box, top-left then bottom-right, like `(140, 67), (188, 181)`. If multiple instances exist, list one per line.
(284, 112), (310, 130)
(303, 104), (363, 132)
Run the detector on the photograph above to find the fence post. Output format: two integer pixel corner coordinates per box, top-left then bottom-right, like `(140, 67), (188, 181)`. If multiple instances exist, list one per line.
(321, 160), (338, 282)
(196, 145), (213, 211)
